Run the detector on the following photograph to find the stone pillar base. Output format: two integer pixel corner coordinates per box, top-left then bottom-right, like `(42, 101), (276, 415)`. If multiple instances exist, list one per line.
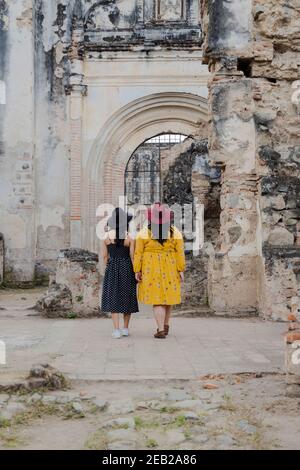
(207, 253), (258, 316)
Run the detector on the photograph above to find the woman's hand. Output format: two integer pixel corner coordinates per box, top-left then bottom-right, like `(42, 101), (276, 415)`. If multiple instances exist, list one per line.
(135, 272), (142, 283)
(179, 272), (184, 282)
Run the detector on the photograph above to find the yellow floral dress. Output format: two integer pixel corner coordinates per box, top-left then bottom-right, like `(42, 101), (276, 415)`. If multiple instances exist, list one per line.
(133, 227), (186, 305)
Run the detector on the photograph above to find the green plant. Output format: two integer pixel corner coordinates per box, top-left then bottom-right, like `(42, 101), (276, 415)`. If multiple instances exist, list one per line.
(146, 438), (158, 448)
(0, 417), (11, 429)
(160, 406), (177, 413)
(66, 311), (77, 319)
(174, 415), (186, 427)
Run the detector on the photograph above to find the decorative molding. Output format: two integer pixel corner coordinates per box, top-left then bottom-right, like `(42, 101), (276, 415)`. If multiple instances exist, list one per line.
(84, 76), (209, 87)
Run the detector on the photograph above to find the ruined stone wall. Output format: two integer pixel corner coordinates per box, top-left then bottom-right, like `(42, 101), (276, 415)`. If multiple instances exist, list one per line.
(36, 248), (100, 317)
(33, 1), (72, 283)
(252, 0), (300, 321)
(201, 0), (300, 318)
(0, 1), (73, 285)
(0, 0), (36, 285)
(0, 0), (208, 285)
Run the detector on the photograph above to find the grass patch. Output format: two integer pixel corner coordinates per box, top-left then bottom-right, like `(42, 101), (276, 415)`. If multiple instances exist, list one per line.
(62, 403), (85, 420)
(160, 406), (177, 414)
(0, 429), (26, 449)
(66, 311), (77, 319)
(85, 429), (108, 450)
(219, 394), (237, 412)
(174, 415), (186, 427)
(134, 416), (160, 430)
(146, 438), (158, 448)
(0, 417), (11, 429)
(12, 402), (61, 426)
(134, 416), (143, 429)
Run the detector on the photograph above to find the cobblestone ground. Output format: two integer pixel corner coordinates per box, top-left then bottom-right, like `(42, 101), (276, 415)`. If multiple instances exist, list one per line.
(0, 289), (298, 450)
(0, 374), (300, 450)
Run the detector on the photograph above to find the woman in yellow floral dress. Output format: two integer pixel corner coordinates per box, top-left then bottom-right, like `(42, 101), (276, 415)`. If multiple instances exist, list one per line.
(133, 203), (185, 338)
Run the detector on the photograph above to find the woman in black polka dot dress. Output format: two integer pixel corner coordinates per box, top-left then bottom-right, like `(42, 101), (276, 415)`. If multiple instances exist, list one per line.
(101, 208), (139, 339)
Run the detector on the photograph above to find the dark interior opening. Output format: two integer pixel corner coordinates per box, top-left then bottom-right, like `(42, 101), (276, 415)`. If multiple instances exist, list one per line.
(266, 77), (277, 84)
(237, 58), (252, 78)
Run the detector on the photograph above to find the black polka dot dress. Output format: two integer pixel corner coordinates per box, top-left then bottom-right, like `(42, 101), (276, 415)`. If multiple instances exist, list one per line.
(101, 243), (139, 314)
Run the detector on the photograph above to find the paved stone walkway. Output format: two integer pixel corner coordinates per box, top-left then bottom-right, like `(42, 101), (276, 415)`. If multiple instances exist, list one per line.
(0, 290), (294, 451)
(1, 313), (285, 381)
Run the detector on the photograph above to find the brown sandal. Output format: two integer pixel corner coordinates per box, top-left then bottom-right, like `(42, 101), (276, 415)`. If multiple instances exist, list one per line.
(154, 330), (166, 339)
(157, 326), (169, 336)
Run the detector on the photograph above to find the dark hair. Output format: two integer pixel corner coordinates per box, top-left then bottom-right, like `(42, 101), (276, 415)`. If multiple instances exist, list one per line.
(148, 222), (174, 245)
(114, 226), (127, 247)
(107, 208), (131, 246)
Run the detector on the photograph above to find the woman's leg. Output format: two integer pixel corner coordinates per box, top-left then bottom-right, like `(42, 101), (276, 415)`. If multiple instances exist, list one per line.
(123, 314), (131, 329)
(111, 313), (120, 330)
(164, 305), (172, 326)
(164, 305), (171, 335)
(153, 305), (166, 332)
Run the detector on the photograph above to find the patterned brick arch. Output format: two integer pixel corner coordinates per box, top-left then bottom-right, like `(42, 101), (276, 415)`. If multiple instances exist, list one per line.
(83, 92), (209, 251)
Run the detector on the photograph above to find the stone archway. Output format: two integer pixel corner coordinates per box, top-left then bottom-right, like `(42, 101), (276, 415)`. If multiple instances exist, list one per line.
(83, 92), (209, 251)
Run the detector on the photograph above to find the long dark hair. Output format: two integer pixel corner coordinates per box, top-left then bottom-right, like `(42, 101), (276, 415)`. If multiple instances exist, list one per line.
(107, 208), (131, 246)
(148, 222), (174, 245)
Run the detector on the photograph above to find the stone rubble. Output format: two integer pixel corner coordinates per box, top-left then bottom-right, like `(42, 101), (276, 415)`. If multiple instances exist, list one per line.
(36, 249), (100, 317)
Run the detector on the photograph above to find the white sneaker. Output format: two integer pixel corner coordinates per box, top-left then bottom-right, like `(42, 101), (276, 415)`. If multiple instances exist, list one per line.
(121, 328), (129, 337)
(112, 329), (121, 339)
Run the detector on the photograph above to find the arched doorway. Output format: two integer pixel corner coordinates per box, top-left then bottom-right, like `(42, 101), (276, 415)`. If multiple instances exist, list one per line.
(125, 133), (189, 208)
(83, 92), (209, 252)
(123, 132), (222, 310)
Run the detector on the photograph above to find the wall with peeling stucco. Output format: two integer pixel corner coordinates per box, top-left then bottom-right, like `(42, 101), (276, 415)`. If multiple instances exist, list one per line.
(0, 0), (35, 284)
(0, 0), (209, 284)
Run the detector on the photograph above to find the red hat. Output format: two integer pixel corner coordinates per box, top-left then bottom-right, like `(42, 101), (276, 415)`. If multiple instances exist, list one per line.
(147, 203), (171, 224)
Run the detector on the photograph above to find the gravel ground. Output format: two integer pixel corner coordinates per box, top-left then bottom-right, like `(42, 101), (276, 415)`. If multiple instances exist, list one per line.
(0, 373), (299, 450)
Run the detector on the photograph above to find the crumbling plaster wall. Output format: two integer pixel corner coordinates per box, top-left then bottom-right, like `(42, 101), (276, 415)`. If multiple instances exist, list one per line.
(201, 0), (300, 319)
(0, 0), (36, 285)
(0, 0), (208, 284)
(252, 0), (300, 321)
(0, 0), (74, 285)
(33, 0), (73, 284)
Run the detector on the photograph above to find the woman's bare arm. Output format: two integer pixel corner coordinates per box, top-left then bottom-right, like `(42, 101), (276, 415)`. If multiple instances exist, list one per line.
(101, 239), (109, 265)
(129, 236), (135, 265)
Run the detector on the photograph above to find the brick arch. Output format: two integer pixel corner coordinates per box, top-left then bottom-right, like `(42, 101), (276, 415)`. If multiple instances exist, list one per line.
(83, 92), (209, 251)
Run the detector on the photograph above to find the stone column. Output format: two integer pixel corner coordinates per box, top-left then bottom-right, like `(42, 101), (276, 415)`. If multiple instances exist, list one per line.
(206, 74), (259, 314)
(67, 22), (87, 248)
(201, 1), (259, 315)
(69, 83), (87, 248)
